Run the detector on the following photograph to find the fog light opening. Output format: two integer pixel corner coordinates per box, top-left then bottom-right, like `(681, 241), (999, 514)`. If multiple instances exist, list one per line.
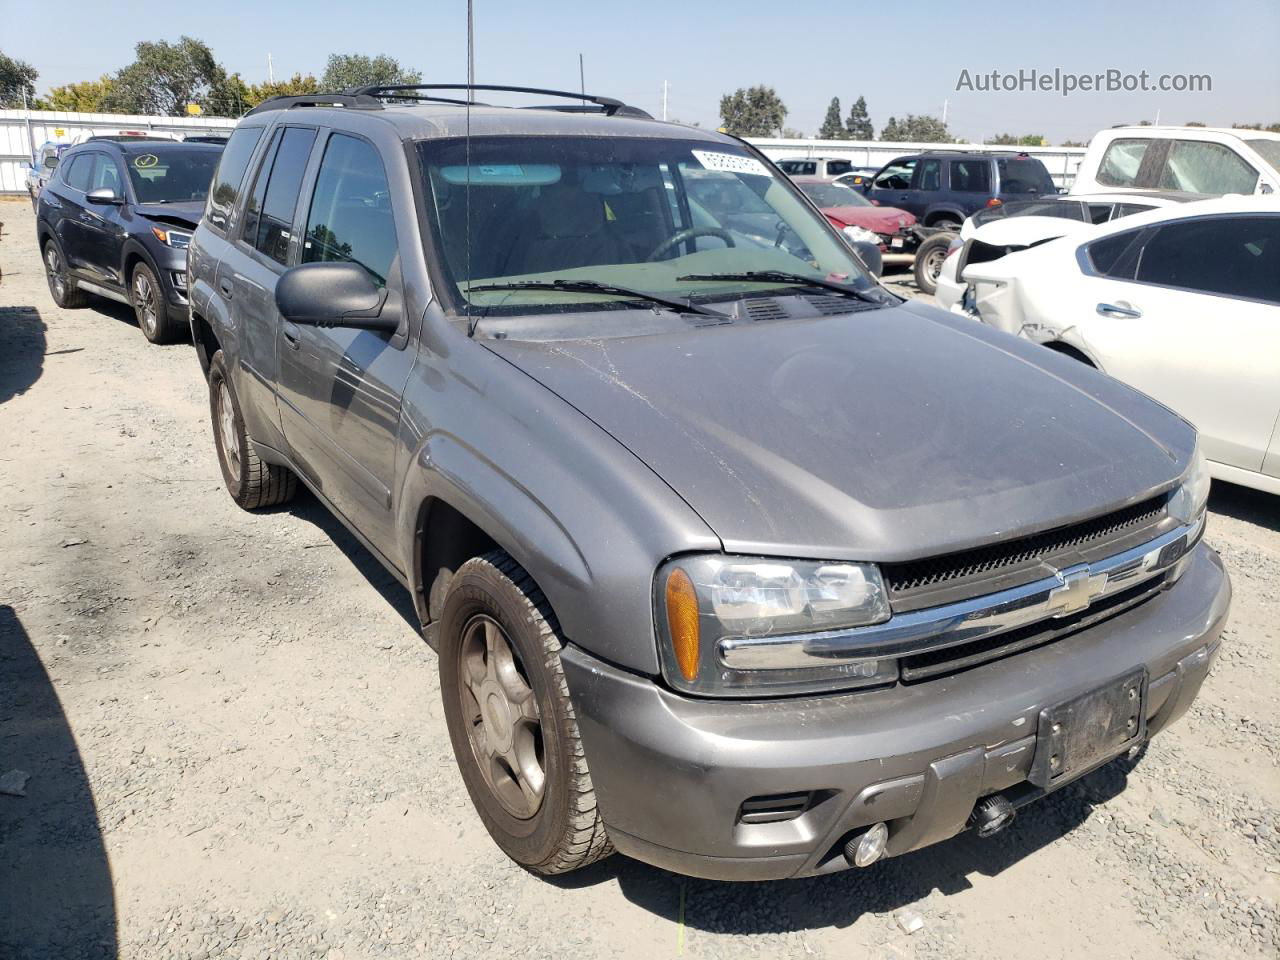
(969, 794), (1016, 838)
(844, 821), (889, 868)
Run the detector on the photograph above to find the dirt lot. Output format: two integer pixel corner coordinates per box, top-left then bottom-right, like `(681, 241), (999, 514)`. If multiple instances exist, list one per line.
(1, 195), (1277, 960)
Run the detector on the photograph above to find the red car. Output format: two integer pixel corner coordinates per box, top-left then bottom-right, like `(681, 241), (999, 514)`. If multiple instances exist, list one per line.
(792, 176), (916, 251)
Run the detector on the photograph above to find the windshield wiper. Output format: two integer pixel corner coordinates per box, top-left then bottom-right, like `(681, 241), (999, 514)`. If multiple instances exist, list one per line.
(465, 279), (728, 318)
(676, 270), (890, 305)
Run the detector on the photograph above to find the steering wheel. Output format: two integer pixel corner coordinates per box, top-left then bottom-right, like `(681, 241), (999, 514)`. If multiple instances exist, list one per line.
(646, 227), (735, 261)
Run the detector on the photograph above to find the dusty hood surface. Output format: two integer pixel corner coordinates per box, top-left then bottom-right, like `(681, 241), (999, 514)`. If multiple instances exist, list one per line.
(486, 302), (1191, 561)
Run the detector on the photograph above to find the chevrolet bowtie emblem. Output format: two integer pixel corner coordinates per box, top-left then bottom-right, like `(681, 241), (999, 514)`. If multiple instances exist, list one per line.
(1047, 564), (1109, 617)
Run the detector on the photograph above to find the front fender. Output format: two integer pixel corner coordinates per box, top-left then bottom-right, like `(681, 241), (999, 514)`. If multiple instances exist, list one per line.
(393, 309), (720, 675)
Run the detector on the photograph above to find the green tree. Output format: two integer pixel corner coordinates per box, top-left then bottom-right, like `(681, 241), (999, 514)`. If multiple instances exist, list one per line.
(103, 37), (243, 116)
(1060, 139), (1087, 147)
(43, 76), (115, 112)
(0, 51), (39, 108)
(1232, 121), (1280, 133)
(985, 133), (1046, 146)
(1185, 121), (1206, 127)
(320, 53), (421, 91)
(844, 96), (873, 140)
(818, 97), (846, 140)
(880, 114), (954, 143)
(240, 72), (322, 108)
(718, 85), (788, 137)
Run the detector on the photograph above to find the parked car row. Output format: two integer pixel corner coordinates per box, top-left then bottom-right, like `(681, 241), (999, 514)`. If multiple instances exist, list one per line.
(934, 194), (1280, 495)
(33, 89), (1235, 885)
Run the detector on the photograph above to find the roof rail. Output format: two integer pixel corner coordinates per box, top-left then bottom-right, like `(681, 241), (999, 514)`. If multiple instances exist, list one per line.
(348, 83), (652, 118)
(244, 92), (384, 116)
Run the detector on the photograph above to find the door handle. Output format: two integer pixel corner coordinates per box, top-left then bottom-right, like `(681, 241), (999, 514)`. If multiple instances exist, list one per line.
(282, 322), (302, 349)
(1096, 302), (1142, 319)
(218, 278), (234, 300)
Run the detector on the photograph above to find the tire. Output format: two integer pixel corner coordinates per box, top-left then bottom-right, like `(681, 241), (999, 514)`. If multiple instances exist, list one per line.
(131, 261), (183, 344)
(208, 350), (297, 510)
(42, 239), (88, 309)
(913, 232), (954, 296)
(439, 552), (613, 876)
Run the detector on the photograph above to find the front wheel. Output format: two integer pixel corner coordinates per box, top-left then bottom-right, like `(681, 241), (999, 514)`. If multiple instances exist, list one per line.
(439, 553), (613, 875)
(131, 261), (184, 344)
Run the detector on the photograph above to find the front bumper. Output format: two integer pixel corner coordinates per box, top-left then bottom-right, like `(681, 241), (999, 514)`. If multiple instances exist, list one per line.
(562, 543), (1229, 881)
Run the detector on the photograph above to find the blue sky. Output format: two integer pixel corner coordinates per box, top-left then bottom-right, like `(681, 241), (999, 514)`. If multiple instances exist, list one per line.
(3, 0), (1277, 142)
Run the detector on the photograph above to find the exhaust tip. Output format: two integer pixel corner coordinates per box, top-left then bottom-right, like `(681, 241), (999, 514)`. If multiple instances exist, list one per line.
(969, 794), (1016, 838)
(844, 822), (889, 867)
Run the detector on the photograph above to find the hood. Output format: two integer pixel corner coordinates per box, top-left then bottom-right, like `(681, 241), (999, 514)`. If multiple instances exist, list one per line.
(133, 200), (203, 229)
(485, 302), (1191, 562)
(823, 205), (914, 234)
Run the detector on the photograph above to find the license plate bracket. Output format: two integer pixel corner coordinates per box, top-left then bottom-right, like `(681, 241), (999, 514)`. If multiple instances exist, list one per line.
(1030, 668), (1147, 789)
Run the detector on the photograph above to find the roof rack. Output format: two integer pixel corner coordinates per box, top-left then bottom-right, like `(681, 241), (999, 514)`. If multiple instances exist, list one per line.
(244, 93), (384, 116)
(86, 134), (175, 142)
(349, 83), (653, 118)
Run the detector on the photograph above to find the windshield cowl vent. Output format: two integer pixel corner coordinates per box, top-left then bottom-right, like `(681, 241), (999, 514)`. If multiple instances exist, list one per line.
(740, 298), (789, 322)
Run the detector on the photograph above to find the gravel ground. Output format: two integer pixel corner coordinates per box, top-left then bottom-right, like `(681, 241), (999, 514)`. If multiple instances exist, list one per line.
(1, 196), (1277, 960)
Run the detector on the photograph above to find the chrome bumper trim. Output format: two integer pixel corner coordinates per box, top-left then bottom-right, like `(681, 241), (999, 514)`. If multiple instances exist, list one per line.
(719, 514), (1204, 670)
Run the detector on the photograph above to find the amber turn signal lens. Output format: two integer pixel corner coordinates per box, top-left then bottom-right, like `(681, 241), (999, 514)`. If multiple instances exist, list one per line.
(665, 568), (700, 682)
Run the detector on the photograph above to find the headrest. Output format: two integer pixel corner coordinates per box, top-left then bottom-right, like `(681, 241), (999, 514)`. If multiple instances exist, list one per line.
(537, 186), (605, 238)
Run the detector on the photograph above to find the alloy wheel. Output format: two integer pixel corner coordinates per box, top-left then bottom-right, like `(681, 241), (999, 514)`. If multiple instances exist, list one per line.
(45, 246), (65, 300)
(217, 381), (242, 482)
(134, 271), (158, 337)
(457, 614), (545, 819)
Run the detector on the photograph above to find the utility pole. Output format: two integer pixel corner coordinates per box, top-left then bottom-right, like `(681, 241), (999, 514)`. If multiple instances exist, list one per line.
(942, 98), (949, 124)
(467, 0), (475, 89)
(21, 88), (36, 166)
(662, 80), (668, 122)
(268, 52), (274, 84)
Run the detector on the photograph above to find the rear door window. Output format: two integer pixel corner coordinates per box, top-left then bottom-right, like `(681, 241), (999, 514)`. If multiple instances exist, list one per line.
(302, 134), (398, 288)
(1096, 139), (1151, 187)
(1158, 141), (1258, 194)
(1135, 215), (1279, 303)
(243, 126), (318, 266)
(207, 125), (266, 232)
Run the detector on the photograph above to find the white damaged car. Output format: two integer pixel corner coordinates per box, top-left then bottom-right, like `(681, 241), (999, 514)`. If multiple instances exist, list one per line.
(948, 196), (1280, 495)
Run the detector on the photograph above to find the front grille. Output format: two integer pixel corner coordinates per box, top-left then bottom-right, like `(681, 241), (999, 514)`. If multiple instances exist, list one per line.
(900, 574), (1168, 682)
(882, 494), (1170, 612)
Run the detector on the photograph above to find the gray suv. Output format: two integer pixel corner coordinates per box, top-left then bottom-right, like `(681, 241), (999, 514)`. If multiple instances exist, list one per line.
(188, 84), (1230, 881)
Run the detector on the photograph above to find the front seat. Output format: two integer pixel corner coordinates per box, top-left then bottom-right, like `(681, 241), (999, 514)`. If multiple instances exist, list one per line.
(506, 185), (623, 276)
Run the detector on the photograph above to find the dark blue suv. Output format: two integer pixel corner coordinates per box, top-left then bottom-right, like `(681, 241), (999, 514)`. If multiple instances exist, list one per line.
(863, 151), (1056, 227)
(35, 137), (224, 344)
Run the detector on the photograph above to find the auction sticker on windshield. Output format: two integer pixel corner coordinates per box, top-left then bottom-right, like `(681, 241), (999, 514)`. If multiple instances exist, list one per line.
(692, 150), (772, 177)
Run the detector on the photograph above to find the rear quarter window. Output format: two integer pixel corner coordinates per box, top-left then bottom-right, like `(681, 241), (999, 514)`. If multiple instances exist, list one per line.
(1085, 228), (1146, 279)
(997, 158), (1053, 195)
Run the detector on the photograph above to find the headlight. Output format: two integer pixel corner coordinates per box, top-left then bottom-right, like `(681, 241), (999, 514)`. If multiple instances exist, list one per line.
(656, 555), (895, 697)
(1167, 438), (1210, 524)
(842, 224), (881, 245)
(151, 226), (193, 249)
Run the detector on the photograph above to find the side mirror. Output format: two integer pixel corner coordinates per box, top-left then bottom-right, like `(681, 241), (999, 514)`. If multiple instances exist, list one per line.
(86, 187), (123, 206)
(275, 261), (400, 331)
(851, 240), (883, 278)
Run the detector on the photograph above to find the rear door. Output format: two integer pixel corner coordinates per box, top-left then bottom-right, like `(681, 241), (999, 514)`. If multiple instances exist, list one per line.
(221, 125), (319, 451)
(1069, 214), (1280, 471)
(275, 131), (415, 558)
(53, 152), (96, 272)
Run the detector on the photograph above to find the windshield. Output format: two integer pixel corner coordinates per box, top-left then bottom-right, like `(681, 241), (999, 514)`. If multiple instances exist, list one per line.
(796, 180), (872, 208)
(125, 148), (222, 203)
(418, 136), (876, 318)
(1245, 138), (1280, 174)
